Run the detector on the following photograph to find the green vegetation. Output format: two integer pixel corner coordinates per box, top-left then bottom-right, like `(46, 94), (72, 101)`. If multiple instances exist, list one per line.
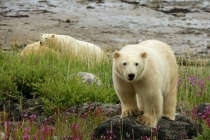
(0, 50), (117, 114)
(0, 49), (210, 139)
(177, 56), (210, 109)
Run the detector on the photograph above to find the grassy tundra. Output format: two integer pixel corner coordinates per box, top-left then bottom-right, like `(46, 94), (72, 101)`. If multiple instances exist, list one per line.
(0, 47), (210, 139)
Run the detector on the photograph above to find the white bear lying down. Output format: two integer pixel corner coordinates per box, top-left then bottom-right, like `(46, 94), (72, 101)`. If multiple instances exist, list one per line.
(20, 34), (106, 63)
(112, 40), (178, 128)
(20, 41), (54, 56)
(40, 34), (106, 62)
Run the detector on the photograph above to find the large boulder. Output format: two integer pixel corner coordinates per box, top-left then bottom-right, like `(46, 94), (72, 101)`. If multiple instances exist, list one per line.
(93, 115), (202, 140)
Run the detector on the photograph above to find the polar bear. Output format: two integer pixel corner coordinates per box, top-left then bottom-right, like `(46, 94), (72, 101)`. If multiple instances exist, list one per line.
(20, 41), (54, 56)
(41, 34), (106, 63)
(112, 40), (178, 128)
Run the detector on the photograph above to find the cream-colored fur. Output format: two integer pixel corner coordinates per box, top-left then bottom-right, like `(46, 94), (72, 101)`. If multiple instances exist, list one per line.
(112, 40), (178, 128)
(20, 41), (52, 56)
(41, 34), (106, 63)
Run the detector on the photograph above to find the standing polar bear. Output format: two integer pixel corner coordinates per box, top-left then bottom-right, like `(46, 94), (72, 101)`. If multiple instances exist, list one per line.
(112, 40), (178, 128)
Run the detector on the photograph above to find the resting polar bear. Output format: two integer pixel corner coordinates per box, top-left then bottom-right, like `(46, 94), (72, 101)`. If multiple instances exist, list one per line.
(112, 40), (178, 128)
(20, 41), (53, 56)
(41, 34), (106, 63)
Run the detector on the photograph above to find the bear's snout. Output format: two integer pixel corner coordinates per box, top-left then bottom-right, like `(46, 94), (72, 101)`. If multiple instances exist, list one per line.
(128, 73), (135, 81)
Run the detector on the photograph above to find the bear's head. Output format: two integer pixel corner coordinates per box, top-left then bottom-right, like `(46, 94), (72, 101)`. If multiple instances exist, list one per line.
(40, 34), (55, 44)
(113, 51), (147, 82)
(40, 34), (62, 51)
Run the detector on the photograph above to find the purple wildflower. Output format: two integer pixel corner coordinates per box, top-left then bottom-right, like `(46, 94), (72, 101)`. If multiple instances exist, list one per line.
(23, 113), (28, 118)
(187, 76), (197, 86)
(177, 77), (182, 87)
(106, 129), (116, 140)
(192, 105), (210, 128)
(24, 127), (31, 134)
(197, 79), (205, 89)
(72, 123), (79, 129)
(73, 137), (80, 140)
(5, 121), (11, 127)
(141, 136), (150, 140)
(23, 134), (30, 140)
(29, 114), (37, 121)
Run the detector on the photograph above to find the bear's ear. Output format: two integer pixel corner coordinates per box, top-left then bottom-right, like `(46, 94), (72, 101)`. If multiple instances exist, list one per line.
(113, 51), (120, 59)
(140, 52), (147, 58)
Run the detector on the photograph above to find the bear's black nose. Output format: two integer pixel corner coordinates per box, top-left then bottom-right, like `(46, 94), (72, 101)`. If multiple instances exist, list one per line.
(128, 73), (135, 81)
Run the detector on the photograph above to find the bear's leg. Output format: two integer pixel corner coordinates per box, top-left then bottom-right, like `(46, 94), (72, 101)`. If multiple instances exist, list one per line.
(136, 95), (144, 113)
(136, 92), (163, 128)
(163, 86), (177, 120)
(119, 89), (139, 117)
(113, 76), (140, 117)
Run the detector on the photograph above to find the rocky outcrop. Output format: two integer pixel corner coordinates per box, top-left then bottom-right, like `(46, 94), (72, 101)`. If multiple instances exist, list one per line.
(93, 115), (202, 140)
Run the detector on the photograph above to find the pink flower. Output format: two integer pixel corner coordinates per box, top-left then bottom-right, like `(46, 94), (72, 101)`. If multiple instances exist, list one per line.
(23, 113), (28, 118)
(73, 137), (80, 140)
(41, 125), (55, 136)
(4, 121), (11, 127)
(72, 123), (79, 129)
(141, 136), (150, 140)
(29, 114), (37, 121)
(197, 79), (205, 89)
(187, 76), (197, 86)
(177, 77), (182, 87)
(181, 111), (186, 115)
(23, 134), (30, 140)
(24, 127), (31, 134)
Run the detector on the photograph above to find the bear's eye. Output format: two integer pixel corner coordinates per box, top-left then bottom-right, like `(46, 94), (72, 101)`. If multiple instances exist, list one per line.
(135, 63), (139, 66)
(122, 62), (127, 66)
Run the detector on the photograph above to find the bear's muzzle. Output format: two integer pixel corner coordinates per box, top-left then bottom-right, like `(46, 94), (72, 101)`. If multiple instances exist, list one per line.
(128, 73), (135, 81)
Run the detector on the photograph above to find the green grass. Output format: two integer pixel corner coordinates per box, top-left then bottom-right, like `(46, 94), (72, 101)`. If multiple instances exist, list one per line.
(0, 49), (210, 139)
(177, 56), (210, 109)
(0, 50), (117, 114)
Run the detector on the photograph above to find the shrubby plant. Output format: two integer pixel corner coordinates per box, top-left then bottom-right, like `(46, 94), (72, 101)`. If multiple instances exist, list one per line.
(0, 50), (117, 113)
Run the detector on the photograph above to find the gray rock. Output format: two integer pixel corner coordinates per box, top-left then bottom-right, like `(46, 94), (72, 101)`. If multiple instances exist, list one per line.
(207, 42), (210, 49)
(196, 103), (210, 115)
(195, 103), (210, 126)
(22, 98), (45, 122)
(0, 100), (21, 121)
(64, 103), (121, 118)
(0, 98), (45, 121)
(93, 115), (202, 140)
(121, 0), (140, 4)
(87, 3), (96, 9)
(77, 72), (102, 86)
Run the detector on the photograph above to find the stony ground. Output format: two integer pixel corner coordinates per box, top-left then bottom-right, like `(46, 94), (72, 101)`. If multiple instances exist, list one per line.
(0, 0), (210, 56)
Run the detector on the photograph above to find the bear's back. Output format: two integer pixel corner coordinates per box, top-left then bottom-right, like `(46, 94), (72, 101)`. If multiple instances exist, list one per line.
(139, 40), (173, 54)
(139, 40), (178, 93)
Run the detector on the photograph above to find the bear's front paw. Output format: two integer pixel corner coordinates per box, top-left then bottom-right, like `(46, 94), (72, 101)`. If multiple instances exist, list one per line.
(136, 114), (156, 128)
(121, 109), (143, 118)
